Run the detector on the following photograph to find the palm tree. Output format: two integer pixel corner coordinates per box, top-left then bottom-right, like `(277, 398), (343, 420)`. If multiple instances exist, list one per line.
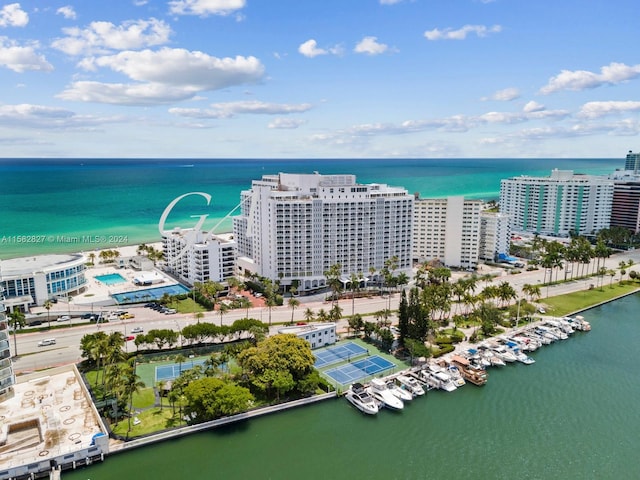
(175, 354), (186, 377)
(124, 358), (144, 437)
(522, 283), (541, 303)
(43, 300), (53, 329)
(316, 308), (328, 322)
(349, 272), (363, 317)
(8, 310), (25, 357)
(324, 263), (343, 305)
(303, 307), (315, 323)
(218, 302), (229, 327)
(287, 297), (300, 325)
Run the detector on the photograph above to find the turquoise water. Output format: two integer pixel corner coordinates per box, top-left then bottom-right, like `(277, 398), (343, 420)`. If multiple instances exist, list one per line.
(0, 158), (620, 259)
(94, 273), (126, 285)
(65, 293), (640, 479)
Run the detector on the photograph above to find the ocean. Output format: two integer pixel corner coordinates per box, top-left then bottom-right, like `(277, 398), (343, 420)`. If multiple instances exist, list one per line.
(0, 157), (620, 259)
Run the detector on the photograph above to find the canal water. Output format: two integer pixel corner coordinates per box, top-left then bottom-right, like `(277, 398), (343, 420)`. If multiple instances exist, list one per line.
(67, 294), (640, 480)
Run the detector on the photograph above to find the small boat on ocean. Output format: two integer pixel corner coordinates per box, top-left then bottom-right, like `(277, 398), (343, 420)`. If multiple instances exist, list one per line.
(345, 383), (380, 415)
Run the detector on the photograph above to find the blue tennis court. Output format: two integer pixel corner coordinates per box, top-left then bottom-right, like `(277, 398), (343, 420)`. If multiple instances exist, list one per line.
(155, 359), (208, 382)
(314, 342), (368, 368)
(323, 355), (396, 385)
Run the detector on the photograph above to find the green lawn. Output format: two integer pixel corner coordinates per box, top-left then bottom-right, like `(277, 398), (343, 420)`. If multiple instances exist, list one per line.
(132, 387), (156, 409)
(542, 281), (640, 317)
(111, 407), (185, 437)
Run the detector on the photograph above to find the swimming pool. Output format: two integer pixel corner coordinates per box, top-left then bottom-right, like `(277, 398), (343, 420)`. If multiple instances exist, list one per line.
(111, 283), (191, 304)
(95, 273), (126, 285)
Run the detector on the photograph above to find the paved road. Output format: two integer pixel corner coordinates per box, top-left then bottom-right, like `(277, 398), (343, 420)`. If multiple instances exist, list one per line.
(12, 248), (640, 374)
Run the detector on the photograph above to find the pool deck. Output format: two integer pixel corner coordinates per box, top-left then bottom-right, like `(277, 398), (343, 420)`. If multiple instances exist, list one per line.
(69, 245), (181, 308)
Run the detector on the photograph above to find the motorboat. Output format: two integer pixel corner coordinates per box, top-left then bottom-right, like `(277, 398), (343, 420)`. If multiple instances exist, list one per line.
(488, 343), (518, 363)
(385, 379), (413, 402)
(524, 329), (551, 345)
(450, 355), (488, 386)
(344, 383), (379, 415)
(534, 326), (560, 342)
(477, 344), (507, 366)
(368, 378), (404, 410)
(444, 363), (466, 387)
(571, 315), (591, 331)
(425, 364), (459, 392)
(545, 319), (573, 335)
(465, 348), (491, 368)
(396, 374), (426, 397)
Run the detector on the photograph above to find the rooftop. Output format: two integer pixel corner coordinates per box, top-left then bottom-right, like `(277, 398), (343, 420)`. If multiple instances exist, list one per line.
(0, 365), (107, 472)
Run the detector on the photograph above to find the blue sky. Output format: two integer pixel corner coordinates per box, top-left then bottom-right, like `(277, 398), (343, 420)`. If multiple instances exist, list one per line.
(0, 0), (639, 158)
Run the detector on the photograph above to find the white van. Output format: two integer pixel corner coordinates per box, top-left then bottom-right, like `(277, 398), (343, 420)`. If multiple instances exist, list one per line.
(38, 338), (56, 347)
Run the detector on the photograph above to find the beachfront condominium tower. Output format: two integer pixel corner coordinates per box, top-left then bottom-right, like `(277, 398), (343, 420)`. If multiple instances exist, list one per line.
(233, 173), (413, 292)
(162, 229), (236, 286)
(412, 196), (482, 268)
(0, 282), (16, 402)
(624, 151), (640, 173)
(500, 169), (613, 237)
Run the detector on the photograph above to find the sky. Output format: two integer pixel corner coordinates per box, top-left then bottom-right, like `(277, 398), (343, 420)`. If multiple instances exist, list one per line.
(0, 0), (639, 159)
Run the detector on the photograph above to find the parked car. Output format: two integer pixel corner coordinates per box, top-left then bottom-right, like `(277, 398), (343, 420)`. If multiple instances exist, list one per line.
(164, 308), (177, 315)
(131, 327), (144, 334)
(120, 313), (135, 319)
(38, 338), (56, 346)
(56, 315), (70, 322)
(125, 335), (135, 341)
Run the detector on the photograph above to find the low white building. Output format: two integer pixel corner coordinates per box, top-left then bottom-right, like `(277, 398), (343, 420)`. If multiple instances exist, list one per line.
(0, 254), (87, 309)
(277, 322), (337, 349)
(162, 228), (236, 286)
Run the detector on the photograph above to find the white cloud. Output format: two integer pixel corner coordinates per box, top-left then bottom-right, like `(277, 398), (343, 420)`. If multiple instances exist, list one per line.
(56, 6), (77, 20)
(60, 48), (265, 105)
(209, 100), (313, 115)
(379, 0), (404, 5)
(523, 101), (545, 113)
(540, 62), (640, 95)
(168, 0), (246, 16)
(170, 100), (313, 119)
(52, 18), (172, 56)
(298, 39), (342, 58)
(0, 3), (28, 28)
(168, 107), (231, 119)
(354, 36), (390, 56)
(424, 24), (501, 41)
(0, 38), (53, 72)
(578, 100), (640, 119)
(0, 103), (119, 130)
(57, 81), (198, 105)
(483, 87), (520, 101)
(268, 118), (305, 129)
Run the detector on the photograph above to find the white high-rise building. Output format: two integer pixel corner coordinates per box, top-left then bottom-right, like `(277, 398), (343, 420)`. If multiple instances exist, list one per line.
(479, 212), (512, 261)
(162, 229), (236, 286)
(0, 283), (15, 402)
(412, 196), (482, 268)
(500, 169), (613, 237)
(233, 173), (413, 292)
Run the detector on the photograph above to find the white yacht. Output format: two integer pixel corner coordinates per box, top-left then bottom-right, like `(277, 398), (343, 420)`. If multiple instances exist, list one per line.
(426, 364), (459, 392)
(396, 374), (426, 397)
(368, 378), (404, 411)
(345, 383), (379, 415)
(488, 343), (518, 363)
(385, 379), (413, 402)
